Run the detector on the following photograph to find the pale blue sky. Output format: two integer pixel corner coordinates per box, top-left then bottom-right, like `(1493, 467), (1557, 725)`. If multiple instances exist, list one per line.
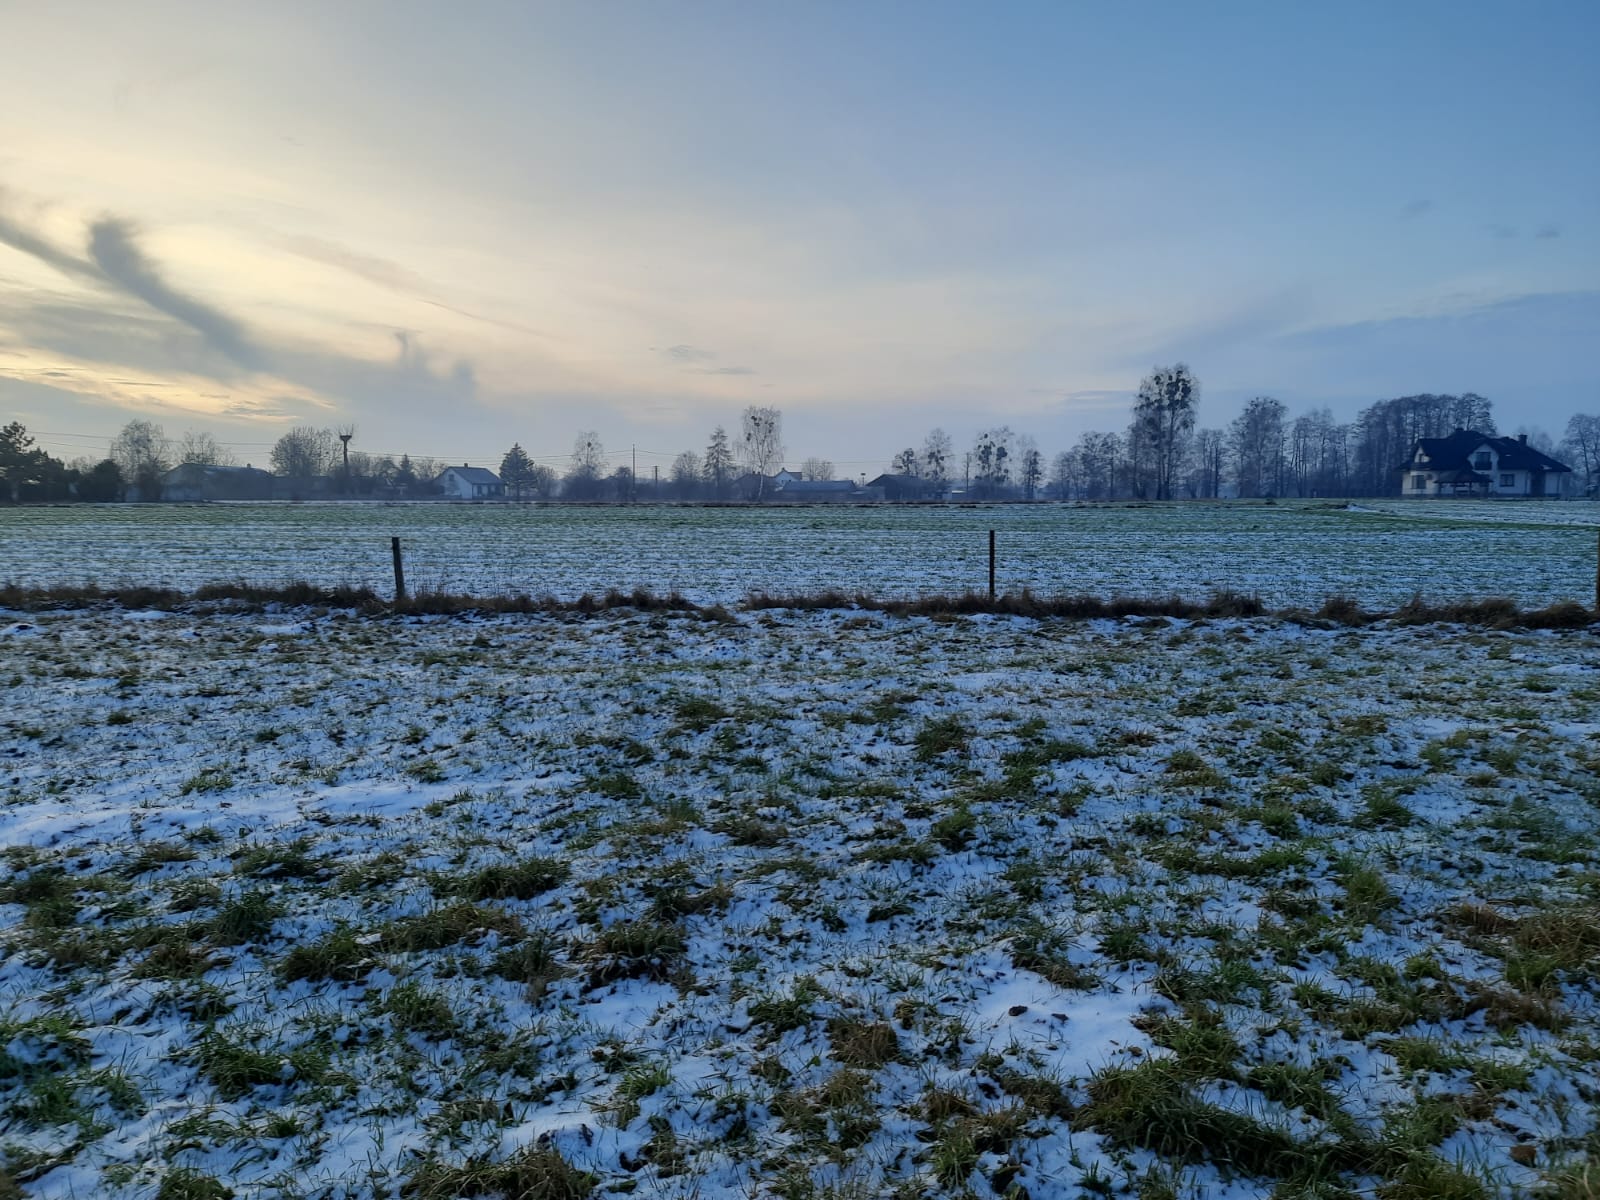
(0, 0), (1594, 470)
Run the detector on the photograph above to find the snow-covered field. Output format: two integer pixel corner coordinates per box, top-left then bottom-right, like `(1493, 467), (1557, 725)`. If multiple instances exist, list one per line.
(3, 605), (1599, 1199)
(3, 500), (1598, 608)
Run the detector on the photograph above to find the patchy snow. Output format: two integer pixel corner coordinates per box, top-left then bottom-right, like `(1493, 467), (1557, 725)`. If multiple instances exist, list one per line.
(1, 604), (1597, 1198)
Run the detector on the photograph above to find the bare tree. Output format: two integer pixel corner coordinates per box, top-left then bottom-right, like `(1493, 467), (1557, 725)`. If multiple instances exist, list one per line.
(1231, 397), (1287, 498)
(1131, 364), (1199, 500)
(1017, 437), (1043, 501)
(566, 431), (607, 500)
(111, 419), (172, 499)
(971, 427), (1014, 499)
(410, 456), (441, 493)
(921, 428), (952, 488)
(890, 448), (920, 476)
(1514, 426), (1558, 456)
(270, 427), (338, 478)
(801, 457), (834, 481)
(1562, 413), (1600, 497)
(740, 405), (784, 499)
(178, 430), (237, 467)
(1192, 428), (1227, 498)
(1048, 450), (1077, 499)
(1075, 431), (1120, 500)
(671, 451), (702, 499)
(608, 465), (634, 502)
(528, 464), (558, 498)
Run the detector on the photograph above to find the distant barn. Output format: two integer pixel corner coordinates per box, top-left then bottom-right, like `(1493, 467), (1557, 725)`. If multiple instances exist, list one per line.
(865, 473), (942, 501)
(161, 463), (276, 502)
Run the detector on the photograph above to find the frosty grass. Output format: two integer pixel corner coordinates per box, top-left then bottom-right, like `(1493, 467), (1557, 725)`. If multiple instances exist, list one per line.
(2, 602), (1598, 1198)
(2, 498), (1597, 610)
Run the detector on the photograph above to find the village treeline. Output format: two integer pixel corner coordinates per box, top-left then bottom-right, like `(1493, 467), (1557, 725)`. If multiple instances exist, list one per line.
(5, 371), (1599, 503)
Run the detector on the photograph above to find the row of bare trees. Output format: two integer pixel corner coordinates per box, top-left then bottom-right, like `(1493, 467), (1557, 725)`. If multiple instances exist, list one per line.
(14, 379), (1597, 505)
(499, 405), (793, 501)
(871, 373), (1594, 501)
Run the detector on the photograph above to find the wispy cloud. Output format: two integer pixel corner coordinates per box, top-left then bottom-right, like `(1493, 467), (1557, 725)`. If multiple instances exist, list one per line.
(651, 343), (755, 375)
(0, 190), (99, 280)
(88, 217), (261, 367)
(656, 344), (717, 363)
(1399, 199), (1433, 220)
(0, 191), (478, 427)
(277, 232), (548, 336)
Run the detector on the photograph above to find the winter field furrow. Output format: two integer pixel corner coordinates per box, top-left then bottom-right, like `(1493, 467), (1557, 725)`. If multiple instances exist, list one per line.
(2, 500), (1598, 608)
(2, 603), (1598, 1198)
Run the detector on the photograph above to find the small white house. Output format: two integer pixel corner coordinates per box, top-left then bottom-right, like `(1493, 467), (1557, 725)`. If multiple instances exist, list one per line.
(1399, 430), (1571, 498)
(435, 465), (504, 500)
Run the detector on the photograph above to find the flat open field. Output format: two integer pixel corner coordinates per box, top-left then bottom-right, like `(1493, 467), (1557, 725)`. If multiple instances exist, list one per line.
(2, 500), (1597, 608)
(2, 602), (1598, 1198)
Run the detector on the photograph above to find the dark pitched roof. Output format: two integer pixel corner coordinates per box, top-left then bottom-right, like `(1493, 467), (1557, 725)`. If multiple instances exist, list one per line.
(1399, 430), (1571, 474)
(439, 466), (502, 486)
(166, 463), (274, 478)
(776, 479), (857, 492)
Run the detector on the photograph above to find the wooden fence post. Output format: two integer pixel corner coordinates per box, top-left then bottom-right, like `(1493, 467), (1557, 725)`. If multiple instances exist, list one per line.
(392, 536), (406, 602)
(988, 529), (996, 600)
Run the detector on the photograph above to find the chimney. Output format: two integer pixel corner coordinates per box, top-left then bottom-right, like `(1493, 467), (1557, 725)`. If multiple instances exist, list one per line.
(1519, 434), (1527, 445)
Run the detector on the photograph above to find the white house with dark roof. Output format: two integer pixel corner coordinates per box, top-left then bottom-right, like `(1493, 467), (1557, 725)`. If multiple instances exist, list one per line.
(435, 465), (504, 500)
(1399, 430), (1572, 498)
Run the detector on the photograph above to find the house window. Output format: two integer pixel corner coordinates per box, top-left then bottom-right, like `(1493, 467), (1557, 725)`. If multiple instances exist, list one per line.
(1410, 474), (1426, 491)
(1499, 473), (1515, 488)
(1473, 451), (1492, 469)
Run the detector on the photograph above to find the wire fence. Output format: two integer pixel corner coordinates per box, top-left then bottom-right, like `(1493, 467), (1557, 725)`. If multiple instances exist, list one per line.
(2, 501), (1597, 611)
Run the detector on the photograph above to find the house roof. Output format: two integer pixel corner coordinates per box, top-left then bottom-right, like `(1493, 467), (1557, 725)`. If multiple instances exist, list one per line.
(439, 466), (502, 486)
(866, 473), (924, 487)
(1401, 430), (1571, 474)
(776, 479), (857, 493)
(164, 463), (273, 479)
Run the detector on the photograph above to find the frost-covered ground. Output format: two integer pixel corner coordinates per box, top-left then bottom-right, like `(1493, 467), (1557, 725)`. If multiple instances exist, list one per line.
(2, 604), (1598, 1199)
(3, 499), (1597, 608)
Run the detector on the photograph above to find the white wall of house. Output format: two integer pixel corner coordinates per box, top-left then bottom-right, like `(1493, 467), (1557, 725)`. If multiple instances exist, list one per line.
(438, 469), (501, 499)
(1403, 472), (1434, 497)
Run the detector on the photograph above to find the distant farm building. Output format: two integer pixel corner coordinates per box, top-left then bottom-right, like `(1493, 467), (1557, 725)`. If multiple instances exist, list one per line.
(771, 478), (864, 502)
(1399, 430), (1571, 498)
(161, 463), (276, 502)
(865, 473), (943, 501)
(436, 465), (504, 500)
